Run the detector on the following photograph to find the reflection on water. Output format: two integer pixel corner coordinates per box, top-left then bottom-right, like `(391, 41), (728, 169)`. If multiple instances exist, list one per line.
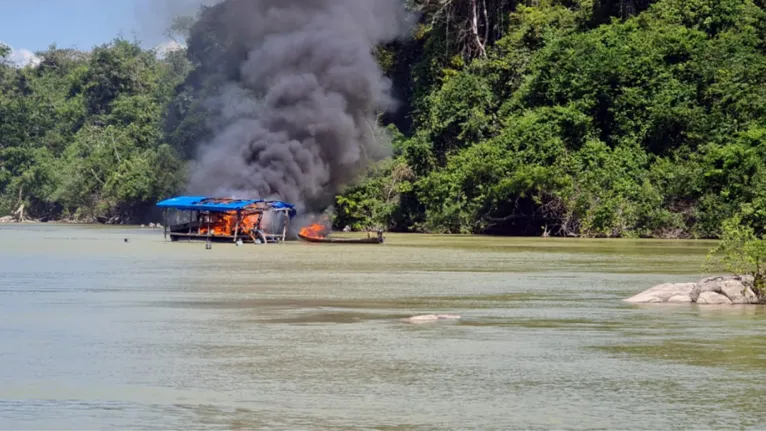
(1, 224), (764, 430)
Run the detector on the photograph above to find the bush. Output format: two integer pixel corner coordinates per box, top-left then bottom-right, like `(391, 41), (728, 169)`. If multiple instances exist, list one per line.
(706, 215), (766, 297)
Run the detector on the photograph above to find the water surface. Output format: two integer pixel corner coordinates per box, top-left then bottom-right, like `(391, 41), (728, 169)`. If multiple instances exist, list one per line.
(1, 224), (764, 430)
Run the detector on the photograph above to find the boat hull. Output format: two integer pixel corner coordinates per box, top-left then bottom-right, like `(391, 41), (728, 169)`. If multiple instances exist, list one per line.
(298, 233), (384, 244)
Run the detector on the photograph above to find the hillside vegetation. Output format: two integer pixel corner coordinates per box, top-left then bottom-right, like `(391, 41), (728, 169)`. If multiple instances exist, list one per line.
(2, 0), (765, 238)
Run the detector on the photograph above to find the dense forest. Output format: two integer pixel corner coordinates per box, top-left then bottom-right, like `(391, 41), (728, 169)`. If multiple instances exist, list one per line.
(2, 0), (765, 238)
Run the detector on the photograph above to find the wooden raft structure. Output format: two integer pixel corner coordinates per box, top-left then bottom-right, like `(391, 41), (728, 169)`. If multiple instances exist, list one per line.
(156, 196), (297, 244)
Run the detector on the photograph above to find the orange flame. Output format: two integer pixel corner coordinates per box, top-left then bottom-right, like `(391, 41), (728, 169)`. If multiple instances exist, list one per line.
(299, 223), (328, 239)
(199, 211), (262, 237)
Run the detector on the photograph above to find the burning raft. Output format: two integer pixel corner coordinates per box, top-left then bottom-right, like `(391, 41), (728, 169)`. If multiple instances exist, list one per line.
(156, 196), (297, 244)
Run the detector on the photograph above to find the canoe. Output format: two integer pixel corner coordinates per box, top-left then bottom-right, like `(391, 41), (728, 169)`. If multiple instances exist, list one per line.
(298, 233), (384, 244)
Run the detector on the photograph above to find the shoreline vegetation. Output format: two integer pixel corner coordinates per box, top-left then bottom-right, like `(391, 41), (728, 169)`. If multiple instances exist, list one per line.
(2, 0), (766, 242)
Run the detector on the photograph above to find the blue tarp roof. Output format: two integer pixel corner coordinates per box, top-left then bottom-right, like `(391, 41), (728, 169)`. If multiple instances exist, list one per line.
(156, 196), (297, 218)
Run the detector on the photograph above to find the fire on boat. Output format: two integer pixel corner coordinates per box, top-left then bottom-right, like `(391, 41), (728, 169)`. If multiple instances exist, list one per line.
(298, 222), (385, 244)
(156, 196), (297, 244)
(155, 195), (384, 245)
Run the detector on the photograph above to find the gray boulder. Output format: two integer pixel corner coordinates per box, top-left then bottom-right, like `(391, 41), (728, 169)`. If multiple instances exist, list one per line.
(624, 282), (696, 303)
(689, 275), (756, 303)
(722, 283), (758, 304)
(625, 274), (762, 305)
(696, 291), (732, 305)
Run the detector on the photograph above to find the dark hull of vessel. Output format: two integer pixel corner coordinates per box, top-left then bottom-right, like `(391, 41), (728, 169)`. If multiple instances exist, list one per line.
(298, 233), (384, 244)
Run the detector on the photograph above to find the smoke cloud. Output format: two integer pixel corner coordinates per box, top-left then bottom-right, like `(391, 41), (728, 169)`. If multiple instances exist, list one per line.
(185, 0), (416, 214)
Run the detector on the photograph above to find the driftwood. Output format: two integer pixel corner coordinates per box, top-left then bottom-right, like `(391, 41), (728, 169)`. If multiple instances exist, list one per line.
(1, 204), (27, 223)
(12, 204), (24, 222)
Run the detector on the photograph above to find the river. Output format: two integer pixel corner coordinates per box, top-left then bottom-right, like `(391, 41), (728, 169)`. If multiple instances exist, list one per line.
(1, 224), (765, 430)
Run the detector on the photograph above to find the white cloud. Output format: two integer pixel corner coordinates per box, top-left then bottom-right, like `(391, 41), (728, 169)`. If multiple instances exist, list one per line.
(155, 39), (185, 58)
(0, 41), (41, 68)
(10, 48), (41, 68)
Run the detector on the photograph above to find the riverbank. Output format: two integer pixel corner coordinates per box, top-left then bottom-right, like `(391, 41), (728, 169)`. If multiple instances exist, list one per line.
(0, 215), (727, 240)
(0, 217), (165, 227)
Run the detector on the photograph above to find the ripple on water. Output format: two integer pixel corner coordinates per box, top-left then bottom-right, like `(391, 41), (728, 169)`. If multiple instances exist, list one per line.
(1, 225), (765, 430)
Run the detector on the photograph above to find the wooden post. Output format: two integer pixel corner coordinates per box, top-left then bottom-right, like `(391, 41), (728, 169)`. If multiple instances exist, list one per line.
(233, 210), (240, 242)
(281, 210), (288, 243)
(205, 211), (212, 250)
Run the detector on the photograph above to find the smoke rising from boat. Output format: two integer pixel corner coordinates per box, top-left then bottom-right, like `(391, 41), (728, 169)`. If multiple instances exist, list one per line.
(185, 0), (415, 218)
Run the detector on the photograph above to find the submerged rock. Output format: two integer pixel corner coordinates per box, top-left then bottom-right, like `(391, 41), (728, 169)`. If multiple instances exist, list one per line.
(403, 314), (461, 323)
(625, 275), (762, 305)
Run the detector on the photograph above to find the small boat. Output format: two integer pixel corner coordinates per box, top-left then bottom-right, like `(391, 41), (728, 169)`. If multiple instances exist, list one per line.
(298, 230), (384, 244)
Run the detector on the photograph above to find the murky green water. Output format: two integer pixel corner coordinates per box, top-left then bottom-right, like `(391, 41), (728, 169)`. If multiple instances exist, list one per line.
(1, 224), (765, 430)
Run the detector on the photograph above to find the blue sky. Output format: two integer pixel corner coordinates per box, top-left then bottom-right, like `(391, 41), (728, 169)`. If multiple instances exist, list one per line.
(0, 0), (207, 65)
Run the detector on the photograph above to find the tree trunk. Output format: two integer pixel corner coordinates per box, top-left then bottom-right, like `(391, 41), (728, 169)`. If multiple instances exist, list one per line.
(470, 0), (487, 58)
(13, 204), (25, 222)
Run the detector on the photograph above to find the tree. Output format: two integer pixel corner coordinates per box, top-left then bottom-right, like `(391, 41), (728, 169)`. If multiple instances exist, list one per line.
(706, 215), (766, 298)
(0, 37), (188, 223)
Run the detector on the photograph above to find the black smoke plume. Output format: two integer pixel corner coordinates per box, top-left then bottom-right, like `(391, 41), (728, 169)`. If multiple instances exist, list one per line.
(185, 0), (415, 214)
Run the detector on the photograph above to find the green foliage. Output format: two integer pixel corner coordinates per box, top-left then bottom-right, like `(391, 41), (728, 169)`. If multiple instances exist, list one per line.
(334, 0), (766, 237)
(706, 215), (766, 297)
(425, 71), (498, 163)
(0, 43), (10, 62)
(0, 39), (187, 223)
(333, 158), (416, 232)
(5, 0), (766, 237)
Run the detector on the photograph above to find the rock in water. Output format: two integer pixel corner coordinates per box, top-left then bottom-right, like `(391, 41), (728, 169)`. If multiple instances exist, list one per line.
(625, 274), (761, 305)
(725, 285), (758, 304)
(696, 291), (732, 305)
(690, 275), (755, 303)
(624, 283), (696, 303)
(405, 314), (439, 323)
(667, 295), (693, 303)
(403, 314), (461, 323)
